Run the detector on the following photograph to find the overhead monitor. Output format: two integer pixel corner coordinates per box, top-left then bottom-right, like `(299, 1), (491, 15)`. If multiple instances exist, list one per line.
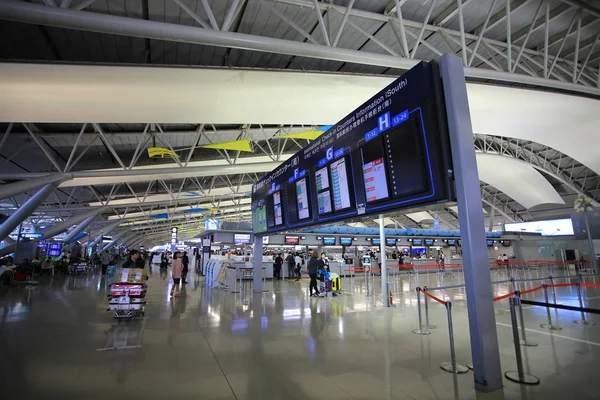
(447, 239), (456, 246)
(372, 238), (381, 246)
(285, 235), (300, 245)
(234, 234), (251, 245)
(486, 240), (494, 246)
(360, 137), (390, 204)
(340, 237), (352, 246)
(329, 155), (354, 212)
(383, 112), (431, 198)
(48, 243), (62, 256)
(504, 218), (574, 236)
(251, 61), (455, 234)
(252, 200), (267, 233)
(317, 191), (332, 215)
(412, 239), (423, 246)
(296, 177), (311, 220)
(322, 237), (336, 245)
(424, 239), (434, 246)
(386, 238), (397, 246)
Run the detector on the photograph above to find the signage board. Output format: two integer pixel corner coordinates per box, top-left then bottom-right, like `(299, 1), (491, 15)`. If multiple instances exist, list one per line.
(251, 61), (454, 234)
(205, 218), (220, 231)
(284, 235), (300, 245)
(234, 233), (251, 245)
(21, 232), (44, 239)
(340, 237), (352, 246)
(322, 237), (336, 245)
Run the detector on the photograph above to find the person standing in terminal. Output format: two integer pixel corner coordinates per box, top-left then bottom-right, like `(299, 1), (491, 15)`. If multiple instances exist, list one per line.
(100, 251), (111, 276)
(170, 251), (182, 298)
(286, 253), (295, 279)
(308, 251), (320, 297)
(294, 252), (302, 281)
(181, 251), (189, 284)
(273, 252), (283, 280)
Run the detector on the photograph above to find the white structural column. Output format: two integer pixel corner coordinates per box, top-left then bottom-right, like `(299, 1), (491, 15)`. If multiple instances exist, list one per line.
(379, 214), (390, 306)
(253, 235), (264, 293)
(440, 53), (502, 392)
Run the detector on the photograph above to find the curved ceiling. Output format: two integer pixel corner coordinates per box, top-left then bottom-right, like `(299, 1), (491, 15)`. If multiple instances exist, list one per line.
(475, 153), (565, 209)
(1, 63), (599, 175)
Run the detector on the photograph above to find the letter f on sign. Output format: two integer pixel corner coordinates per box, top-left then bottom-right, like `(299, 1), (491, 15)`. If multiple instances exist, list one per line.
(378, 112), (391, 132)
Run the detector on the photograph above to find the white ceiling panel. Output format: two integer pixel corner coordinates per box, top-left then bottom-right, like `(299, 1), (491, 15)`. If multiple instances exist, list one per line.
(1, 64), (599, 177)
(476, 153), (565, 209)
(405, 211), (434, 223)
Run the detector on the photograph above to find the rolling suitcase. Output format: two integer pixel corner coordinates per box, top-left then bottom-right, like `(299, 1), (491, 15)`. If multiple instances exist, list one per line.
(331, 276), (341, 292)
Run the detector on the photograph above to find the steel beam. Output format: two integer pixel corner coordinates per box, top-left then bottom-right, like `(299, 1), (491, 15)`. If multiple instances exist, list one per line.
(100, 229), (132, 252)
(89, 220), (123, 247)
(62, 214), (97, 243)
(1, 0), (597, 96)
(0, 183), (58, 242)
(0, 243), (16, 258)
(0, 173), (70, 200)
(38, 206), (109, 239)
(0, 161), (281, 184)
(332, 0), (354, 47)
(0, 0), (598, 96)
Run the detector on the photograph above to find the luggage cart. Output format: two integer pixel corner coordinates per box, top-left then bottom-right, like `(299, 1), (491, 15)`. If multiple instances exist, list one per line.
(319, 272), (342, 297)
(107, 283), (147, 319)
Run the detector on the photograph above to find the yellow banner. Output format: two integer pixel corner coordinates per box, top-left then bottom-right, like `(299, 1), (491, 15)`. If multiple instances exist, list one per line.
(202, 140), (252, 152)
(276, 130), (323, 140)
(147, 147), (179, 158)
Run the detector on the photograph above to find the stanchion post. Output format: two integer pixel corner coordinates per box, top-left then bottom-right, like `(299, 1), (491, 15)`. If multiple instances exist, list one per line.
(423, 286), (436, 329)
(511, 278), (517, 294)
(412, 288), (431, 335)
(515, 291), (537, 347)
(549, 276), (557, 304)
(505, 297), (540, 384)
(574, 282), (596, 325)
(540, 284), (561, 330)
(440, 301), (468, 374)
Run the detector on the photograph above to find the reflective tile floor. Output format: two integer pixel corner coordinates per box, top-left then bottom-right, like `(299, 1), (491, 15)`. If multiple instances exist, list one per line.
(1, 266), (599, 400)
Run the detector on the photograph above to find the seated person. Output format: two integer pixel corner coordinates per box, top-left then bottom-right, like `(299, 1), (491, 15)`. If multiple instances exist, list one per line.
(0, 259), (16, 285)
(41, 257), (54, 275)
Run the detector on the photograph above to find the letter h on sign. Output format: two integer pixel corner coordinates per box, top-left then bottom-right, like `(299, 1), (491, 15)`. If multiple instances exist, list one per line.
(378, 112), (391, 133)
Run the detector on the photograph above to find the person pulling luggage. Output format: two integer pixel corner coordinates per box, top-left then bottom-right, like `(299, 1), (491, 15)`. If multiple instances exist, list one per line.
(308, 251), (320, 297)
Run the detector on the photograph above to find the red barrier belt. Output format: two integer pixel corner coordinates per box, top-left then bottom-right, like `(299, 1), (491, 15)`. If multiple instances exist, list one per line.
(493, 292), (515, 302)
(421, 290), (447, 305)
(581, 283), (600, 289)
(520, 285), (544, 295)
(546, 283), (575, 288)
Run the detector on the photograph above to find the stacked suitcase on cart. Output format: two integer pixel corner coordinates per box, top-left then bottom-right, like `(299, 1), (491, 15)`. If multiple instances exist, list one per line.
(107, 268), (147, 318)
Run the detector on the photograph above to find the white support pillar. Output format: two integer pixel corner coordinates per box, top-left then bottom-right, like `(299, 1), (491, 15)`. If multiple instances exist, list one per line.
(379, 214), (390, 306)
(488, 206), (495, 232)
(253, 235), (264, 293)
(440, 53), (503, 392)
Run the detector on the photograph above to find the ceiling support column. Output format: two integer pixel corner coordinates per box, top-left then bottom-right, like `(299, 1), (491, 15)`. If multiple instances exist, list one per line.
(0, 183), (58, 242)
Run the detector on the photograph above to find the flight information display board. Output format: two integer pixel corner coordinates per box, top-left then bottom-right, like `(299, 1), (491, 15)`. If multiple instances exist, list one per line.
(252, 61), (454, 234)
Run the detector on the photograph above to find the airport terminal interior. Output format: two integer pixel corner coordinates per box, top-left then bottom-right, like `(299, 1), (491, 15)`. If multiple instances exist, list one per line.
(1, 0), (600, 399)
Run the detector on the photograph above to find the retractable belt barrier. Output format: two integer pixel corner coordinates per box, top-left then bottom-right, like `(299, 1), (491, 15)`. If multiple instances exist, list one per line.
(410, 275), (600, 384)
(412, 287), (468, 374)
